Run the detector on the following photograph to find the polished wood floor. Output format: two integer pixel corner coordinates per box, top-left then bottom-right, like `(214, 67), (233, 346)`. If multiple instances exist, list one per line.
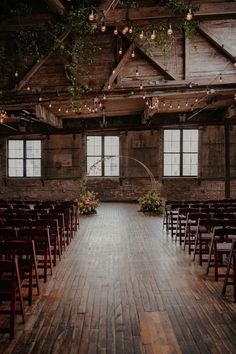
(1, 203), (236, 353)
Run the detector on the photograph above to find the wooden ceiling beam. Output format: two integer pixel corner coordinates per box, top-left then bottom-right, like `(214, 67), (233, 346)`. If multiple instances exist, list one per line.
(103, 41), (137, 89)
(104, 3), (236, 25)
(35, 104), (63, 128)
(16, 30), (70, 92)
(197, 24), (236, 63)
(0, 14), (52, 32)
(44, 0), (66, 16)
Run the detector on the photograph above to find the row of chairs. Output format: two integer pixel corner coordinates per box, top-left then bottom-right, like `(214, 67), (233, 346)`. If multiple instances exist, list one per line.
(0, 200), (79, 339)
(163, 199), (236, 302)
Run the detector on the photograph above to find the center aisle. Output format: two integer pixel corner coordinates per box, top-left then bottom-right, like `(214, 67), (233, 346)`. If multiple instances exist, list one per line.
(1, 203), (236, 354)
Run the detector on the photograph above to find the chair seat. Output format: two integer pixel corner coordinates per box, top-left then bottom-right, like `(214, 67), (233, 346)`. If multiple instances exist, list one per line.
(216, 243), (232, 252)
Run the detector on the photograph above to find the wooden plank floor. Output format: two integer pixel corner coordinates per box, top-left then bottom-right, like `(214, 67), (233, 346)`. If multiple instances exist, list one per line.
(1, 203), (236, 353)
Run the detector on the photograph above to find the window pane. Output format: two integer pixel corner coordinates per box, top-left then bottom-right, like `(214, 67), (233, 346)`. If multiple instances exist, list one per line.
(87, 136), (102, 156)
(164, 153), (180, 176)
(8, 159), (24, 177)
(164, 130), (180, 152)
(26, 159), (41, 177)
(8, 140), (23, 158)
(183, 153), (198, 176)
(87, 157), (102, 176)
(26, 140), (41, 158)
(104, 156), (119, 176)
(104, 136), (119, 156)
(183, 129), (198, 152)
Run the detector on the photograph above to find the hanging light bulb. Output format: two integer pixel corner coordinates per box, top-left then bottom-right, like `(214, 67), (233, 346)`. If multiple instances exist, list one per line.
(114, 26), (118, 35)
(177, 103), (180, 109)
(140, 83), (143, 90)
(139, 30), (144, 39)
(206, 87), (210, 95)
(234, 93), (236, 100)
(112, 69), (116, 74)
(186, 8), (193, 21)
(65, 108), (69, 113)
(150, 29), (156, 40)
(185, 102), (188, 107)
(101, 21), (106, 32)
(88, 9), (95, 21)
(108, 84), (111, 90)
(219, 73), (223, 82)
(124, 24), (129, 33)
(118, 47), (122, 55)
(58, 107), (61, 112)
(103, 94), (107, 101)
(170, 103), (172, 109)
(234, 62), (236, 68)
(26, 84), (30, 91)
(135, 68), (139, 76)
(195, 97), (198, 103)
(142, 94), (146, 100)
(49, 103), (52, 108)
(131, 50), (135, 58)
(129, 26), (133, 34)
(163, 102), (166, 107)
(15, 70), (19, 77)
(167, 23), (173, 36)
(122, 25), (127, 35)
(39, 96), (42, 102)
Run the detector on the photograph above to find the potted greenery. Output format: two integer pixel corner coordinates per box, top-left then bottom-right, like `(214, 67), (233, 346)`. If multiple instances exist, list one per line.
(138, 180), (164, 214)
(76, 176), (99, 215)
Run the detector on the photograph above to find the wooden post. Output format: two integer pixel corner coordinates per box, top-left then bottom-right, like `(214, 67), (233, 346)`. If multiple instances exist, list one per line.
(224, 121), (230, 199)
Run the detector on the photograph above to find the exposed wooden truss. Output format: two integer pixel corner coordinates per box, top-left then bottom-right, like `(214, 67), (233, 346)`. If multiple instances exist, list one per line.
(197, 24), (236, 64)
(16, 30), (70, 91)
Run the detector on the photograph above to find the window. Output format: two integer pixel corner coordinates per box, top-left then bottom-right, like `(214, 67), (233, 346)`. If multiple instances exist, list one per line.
(163, 129), (198, 177)
(8, 140), (41, 177)
(87, 136), (119, 176)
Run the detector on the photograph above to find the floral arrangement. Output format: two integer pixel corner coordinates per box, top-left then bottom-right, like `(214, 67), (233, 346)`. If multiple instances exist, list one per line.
(76, 176), (99, 215)
(138, 180), (164, 214)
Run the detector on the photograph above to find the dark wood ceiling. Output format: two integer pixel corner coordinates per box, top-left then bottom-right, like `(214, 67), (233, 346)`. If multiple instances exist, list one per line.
(0, 0), (236, 133)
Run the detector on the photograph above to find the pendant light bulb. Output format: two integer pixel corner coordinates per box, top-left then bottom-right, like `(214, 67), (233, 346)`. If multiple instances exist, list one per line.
(186, 8), (193, 21)
(135, 68), (139, 77)
(129, 26), (133, 34)
(167, 23), (173, 36)
(101, 22), (106, 32)
(118, 47), (122, 55)
(150, 29), (156, 40)
(131, 50), (135, 58)
(15, 70), (19, 77)
(88, 10), (95, 22)
(139, 30), (144, 39)
(114, 27), (118, 35)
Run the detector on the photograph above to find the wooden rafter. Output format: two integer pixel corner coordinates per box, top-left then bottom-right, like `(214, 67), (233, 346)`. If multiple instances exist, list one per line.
(17, 30), (71, 91)
(197, 24), (236, 63)
(44, 0), (66, 16)
(35, 104), (63, 128)
(132, 39), (177, 80)
(103, 41), (137, 89)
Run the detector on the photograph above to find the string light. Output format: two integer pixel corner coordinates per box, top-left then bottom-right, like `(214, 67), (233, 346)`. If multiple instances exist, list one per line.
(135, 68), (139, 76)
(131, 50), (135, 58)
(108, 84), (111, 90)
(169, 103), (172, 109)
(118, 47), (122, 55)
(122, 25), (127, 35)
(234, 93), (236, 100)
(39, 96), (42, 102)
(103, 94), (107, 101)
(129, 26), (133, 34)
(142, 94), (146, 100)
(140, 83), (143, 90)
(58, 107), (61, 112)
(234, 62), (236, 68)
(206, 88), (210, 95)
(101, 21), (106, 32)
(163, 102), (166, 107)
(219, 73), (223, 82)
(177, 103), (180, 109)
(112, 69), (116, 74)
(185, 102), (188, 107)
(0, 109), (7, 123)
(195, 97), (198, 103)
(88, 10), (95, 21)
(114, 27), (118, 35)
(49, 103), (52, 108)
(186, 8), (193, 21)
(15, 70), (19, 77)
(65, 109), (69, 113)
(139, 30), (144, 39)
(26, 84), (30, 91)
(150, 29), (156, 40)
(167, 23), (173, 36)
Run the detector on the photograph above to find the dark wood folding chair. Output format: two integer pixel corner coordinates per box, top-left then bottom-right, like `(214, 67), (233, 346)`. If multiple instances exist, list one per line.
(0, 240), (40, 305)
(0, 259), (26, 338)
(222, 239), (236, 302)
